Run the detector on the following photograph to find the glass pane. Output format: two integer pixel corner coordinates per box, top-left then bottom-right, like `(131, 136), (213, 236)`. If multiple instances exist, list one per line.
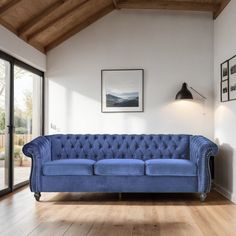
(14, 65), (42, 186)
(0, 59), (10, 191)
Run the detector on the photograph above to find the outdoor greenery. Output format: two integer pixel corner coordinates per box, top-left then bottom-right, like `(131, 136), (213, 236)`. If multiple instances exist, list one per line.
(0, 60), (33, 163)
(0, 61), (33, 135)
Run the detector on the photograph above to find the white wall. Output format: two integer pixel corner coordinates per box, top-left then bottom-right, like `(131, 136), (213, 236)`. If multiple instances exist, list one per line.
(0, 26), (46, 71)
(214, 1), (236, 202)
(47, 10), (214, 137)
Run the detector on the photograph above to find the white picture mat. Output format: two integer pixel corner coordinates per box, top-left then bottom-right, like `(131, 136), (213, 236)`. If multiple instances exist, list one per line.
(221, 80), (229, 102)
(102, 70), (143, 112)
(229, 57), (236, 100)
(222, 61), (228, 81)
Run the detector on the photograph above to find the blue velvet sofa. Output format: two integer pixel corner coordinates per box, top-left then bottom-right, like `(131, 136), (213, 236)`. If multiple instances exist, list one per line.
(22, 134), (218, 201)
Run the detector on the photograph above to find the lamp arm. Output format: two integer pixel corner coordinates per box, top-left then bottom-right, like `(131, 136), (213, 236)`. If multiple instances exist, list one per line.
(189, 87), (206, 100)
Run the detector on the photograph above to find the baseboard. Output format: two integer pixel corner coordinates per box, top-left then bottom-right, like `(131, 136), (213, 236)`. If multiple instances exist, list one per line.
(213, 182), (236, 203)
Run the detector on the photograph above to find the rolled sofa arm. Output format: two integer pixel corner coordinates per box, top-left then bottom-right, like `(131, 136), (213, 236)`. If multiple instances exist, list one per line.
(190, 135), (218, 193)
(22, 136), (51, 192)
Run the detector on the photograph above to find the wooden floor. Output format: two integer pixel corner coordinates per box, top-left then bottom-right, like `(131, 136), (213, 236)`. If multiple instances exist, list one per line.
(0, 187), (236, 236)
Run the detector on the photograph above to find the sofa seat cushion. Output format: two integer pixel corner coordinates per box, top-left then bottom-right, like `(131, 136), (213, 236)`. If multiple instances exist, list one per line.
(94, 159), (145, 176)
(43, 159), (95, 176)
(145, 159), (197, 176)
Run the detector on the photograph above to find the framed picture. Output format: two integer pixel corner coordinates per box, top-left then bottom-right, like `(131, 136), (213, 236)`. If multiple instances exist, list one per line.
(101, 69), (144, 113)
(229, 55), (236, 101)
(221, 60), (229, 102)
(221, 61), (229, 81)
(221, 80), (229, 102)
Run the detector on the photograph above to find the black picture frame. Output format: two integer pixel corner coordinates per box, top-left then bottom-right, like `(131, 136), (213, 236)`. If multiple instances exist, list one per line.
(228, 55), (236, 101)
(101, 69), (144, 113)
(220, 60), (229, 102)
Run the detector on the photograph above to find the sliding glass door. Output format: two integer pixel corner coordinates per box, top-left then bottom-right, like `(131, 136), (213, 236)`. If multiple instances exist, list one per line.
(0, 58), (10, 193)
(13, 65), (43, 187)
(0, 50), (44, 195)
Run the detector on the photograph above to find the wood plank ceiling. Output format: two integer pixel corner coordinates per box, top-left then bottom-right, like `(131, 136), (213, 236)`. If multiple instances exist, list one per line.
(0, 0), (231, 53)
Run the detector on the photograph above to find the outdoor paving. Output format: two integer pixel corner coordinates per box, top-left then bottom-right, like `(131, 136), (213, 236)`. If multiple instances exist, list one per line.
(0, 166), (30, 190)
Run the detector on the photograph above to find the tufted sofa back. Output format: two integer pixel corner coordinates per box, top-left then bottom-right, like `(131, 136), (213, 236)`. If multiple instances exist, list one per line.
(46, 134), (190, 161)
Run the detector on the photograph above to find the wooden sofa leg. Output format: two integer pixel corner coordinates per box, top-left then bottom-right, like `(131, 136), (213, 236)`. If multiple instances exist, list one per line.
(34, 192), (41, 201)
(200, 193), (207, 202)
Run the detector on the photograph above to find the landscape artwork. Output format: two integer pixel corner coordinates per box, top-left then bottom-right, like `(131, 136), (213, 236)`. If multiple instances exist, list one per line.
(101, 69), (144, 112)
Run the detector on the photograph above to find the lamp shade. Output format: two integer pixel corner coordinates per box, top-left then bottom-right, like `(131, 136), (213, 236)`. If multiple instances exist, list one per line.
(175, 83), (193, 100)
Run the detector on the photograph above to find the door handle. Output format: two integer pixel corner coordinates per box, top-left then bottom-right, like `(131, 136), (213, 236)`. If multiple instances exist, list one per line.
(6, 125), (15, 134)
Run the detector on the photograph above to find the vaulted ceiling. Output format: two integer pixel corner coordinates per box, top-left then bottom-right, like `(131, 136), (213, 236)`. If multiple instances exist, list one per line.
(0, 0), (230, 53)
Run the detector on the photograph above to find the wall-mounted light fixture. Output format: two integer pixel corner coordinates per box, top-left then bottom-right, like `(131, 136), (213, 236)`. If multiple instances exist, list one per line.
(175, 82), (206, 100)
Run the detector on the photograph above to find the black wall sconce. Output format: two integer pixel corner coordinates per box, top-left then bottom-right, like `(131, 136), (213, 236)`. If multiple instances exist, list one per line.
(175, 82), (206, 100)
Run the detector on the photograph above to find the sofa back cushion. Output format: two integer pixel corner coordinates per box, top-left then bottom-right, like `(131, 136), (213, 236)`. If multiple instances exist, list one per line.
(47, 134), (190, 161)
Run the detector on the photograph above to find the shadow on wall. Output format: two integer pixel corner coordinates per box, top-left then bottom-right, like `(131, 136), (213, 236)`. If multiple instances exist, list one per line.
(47, 72), (152, 134)
(48, 76), (211, 135)
(215, 139), (234, 195)
(47, 78), (149, 134)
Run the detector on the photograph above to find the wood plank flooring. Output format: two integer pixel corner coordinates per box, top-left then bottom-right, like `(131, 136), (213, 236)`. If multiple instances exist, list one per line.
(0, 187), (236, 236)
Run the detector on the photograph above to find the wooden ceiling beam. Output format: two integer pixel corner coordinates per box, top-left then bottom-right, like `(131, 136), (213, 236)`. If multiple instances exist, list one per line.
(213, 0), (230, 19)
(28, 41), (46, 54)
(18, 0), (69, 36)
(45, 4), (114, 52)
(0, 18), (17, 34)
(118, 0), (220, 12)
(112, 0), (120, 9)
(0, 0), (22, 15)
(0, 18), (45, 53)
(27, 0), (90, 42)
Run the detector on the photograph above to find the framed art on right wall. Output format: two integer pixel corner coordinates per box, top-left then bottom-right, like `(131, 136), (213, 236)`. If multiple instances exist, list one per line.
(229, 55), (236, 101)
(221, 60), (229, 102)
(221, 80), (229, 102)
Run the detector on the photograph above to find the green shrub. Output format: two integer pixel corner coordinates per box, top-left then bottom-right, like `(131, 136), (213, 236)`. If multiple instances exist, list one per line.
(18, 137), (24, 146)
(14, 145), (22, 159)
(15, 127), (27, 134)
